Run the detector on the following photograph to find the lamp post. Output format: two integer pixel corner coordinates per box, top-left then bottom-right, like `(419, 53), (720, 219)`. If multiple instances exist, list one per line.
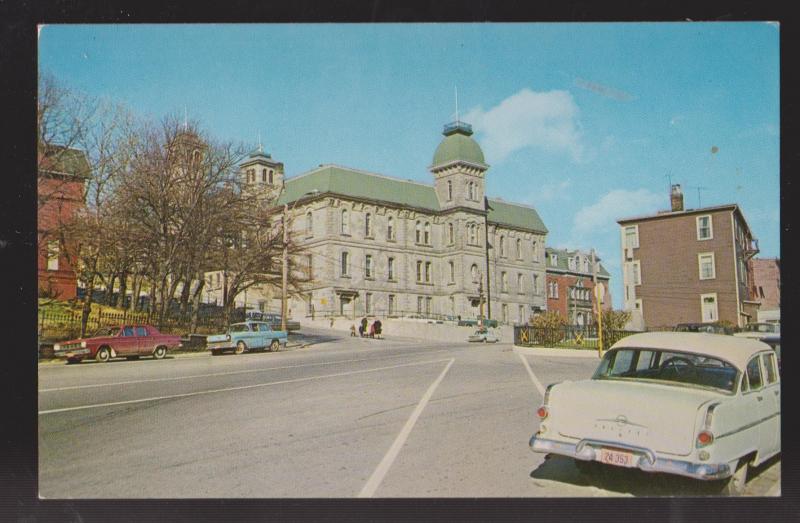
(281, 189), (319, 332)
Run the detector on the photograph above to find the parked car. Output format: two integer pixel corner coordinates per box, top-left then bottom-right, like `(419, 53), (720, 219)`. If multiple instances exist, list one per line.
(53, 325), (182, 364)
(734, 322), (780, 340)
(468, 328), (500, 343)
(529, 332), (781, 495)
(242, 311), (301, 332)
(759, 335), (781, 370)
(458, 318), (499, 328)
(674, 322), (734, 335)
(206, 321), (288, 355)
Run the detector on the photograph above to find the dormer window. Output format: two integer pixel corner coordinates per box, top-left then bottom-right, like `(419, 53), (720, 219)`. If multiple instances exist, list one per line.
(551, 254), (558, 266)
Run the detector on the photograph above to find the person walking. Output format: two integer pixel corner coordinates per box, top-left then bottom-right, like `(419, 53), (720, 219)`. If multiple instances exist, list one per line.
(350, 324), (357, 337)
(368, 321), (375, 338)
(374, 318), (382, 339)
(360, 317), (368, 338)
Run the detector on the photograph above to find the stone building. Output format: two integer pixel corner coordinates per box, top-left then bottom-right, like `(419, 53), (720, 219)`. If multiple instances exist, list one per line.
(545, 247), (612, 326)
(238, 120), (549, 324)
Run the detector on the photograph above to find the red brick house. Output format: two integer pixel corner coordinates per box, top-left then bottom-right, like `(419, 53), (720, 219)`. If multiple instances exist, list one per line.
(38, 146), (90, 299)
(617, 185), (760, 329)
(750, 257), (780, 322)
(545, 247), (612, 326)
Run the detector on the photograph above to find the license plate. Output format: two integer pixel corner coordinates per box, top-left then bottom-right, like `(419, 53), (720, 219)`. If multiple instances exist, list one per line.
(599, 448), (636, 468)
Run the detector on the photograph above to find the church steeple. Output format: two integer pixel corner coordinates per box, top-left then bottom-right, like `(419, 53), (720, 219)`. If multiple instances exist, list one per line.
(240, 136), (285, 204)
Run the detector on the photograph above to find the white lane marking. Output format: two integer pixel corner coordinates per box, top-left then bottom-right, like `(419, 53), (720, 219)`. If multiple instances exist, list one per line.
(518, 352), (545, 396)
(39, 358), (451, 415)
(358, 358), (455, 498)
(39, 349), (452, 392)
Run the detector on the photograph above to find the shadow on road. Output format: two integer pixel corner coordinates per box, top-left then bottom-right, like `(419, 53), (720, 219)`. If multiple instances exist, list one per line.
(529, 454), (770, 497)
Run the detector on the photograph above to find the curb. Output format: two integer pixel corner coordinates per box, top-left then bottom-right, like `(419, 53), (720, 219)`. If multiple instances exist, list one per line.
(513, 345), (602, 359)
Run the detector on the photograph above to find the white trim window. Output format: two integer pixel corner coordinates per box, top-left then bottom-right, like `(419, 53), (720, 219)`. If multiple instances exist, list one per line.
(696, 215), (713, 240)
(46, 240), (59, 271)
(631, 260), (642, 285)
(700, 293), (719, 322)
(698, 252), (716, 280)
(623, 225), (639, 249)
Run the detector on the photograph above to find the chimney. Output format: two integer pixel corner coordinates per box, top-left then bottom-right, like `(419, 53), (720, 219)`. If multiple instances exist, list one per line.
(670, 184), (684, 212)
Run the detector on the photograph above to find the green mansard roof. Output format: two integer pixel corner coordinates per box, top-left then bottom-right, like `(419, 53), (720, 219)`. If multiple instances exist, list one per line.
(277, 165), (547, 234)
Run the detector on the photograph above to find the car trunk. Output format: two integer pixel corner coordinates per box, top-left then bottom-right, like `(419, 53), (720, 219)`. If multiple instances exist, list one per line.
(553, 380), (723, 456)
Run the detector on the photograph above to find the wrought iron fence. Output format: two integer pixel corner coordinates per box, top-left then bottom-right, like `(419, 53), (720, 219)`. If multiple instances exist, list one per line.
(513, 324), (638, 351)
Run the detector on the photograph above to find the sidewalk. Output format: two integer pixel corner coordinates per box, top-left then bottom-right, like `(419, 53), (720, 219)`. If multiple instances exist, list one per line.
(513, 345), (603, 359)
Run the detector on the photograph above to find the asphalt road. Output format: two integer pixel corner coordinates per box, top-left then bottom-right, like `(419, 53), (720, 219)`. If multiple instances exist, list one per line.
(38, 328), (780, 498)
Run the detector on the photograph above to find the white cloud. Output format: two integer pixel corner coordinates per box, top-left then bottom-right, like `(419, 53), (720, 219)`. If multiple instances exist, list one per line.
(527, 179), (573, 204)
(571, 188), (663, 239)
(464, 88), (583, 163)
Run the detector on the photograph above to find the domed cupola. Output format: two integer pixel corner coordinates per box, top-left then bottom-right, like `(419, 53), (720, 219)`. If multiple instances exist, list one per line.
(240, 142), (285, 204)
(431, 121), (488, 170)
(430, 120), (489, 211)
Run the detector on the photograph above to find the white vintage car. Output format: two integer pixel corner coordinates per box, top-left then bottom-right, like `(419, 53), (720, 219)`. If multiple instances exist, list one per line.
(529, 332), (780, 495)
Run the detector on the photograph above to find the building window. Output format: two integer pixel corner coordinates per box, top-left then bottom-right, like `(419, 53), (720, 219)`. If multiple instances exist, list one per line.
(305, 212), (313, 236)
(447, 180), (453, 201)
(425, 297), (432, 315)
(365, 255), (373, 279)
(623, 225), (639, 249)
(517, 273), (523, 293)
(417, 296), (423, 314)
(388, 257), (395, 280)
(416, 221), (422, 243)
(550, 253), (558, 266)
(627, 260), (641, 285)
(447, 223), (454, 245)
(697, 215), (713, 240)
(532, 241), (538, 261)
(501, 272), (508, 293)
(468, 182), (474, 200)
(365, 213), (372, 237)
(366, 293), (372, 314)
(471, 264), (478, 283)
(468, 224), (477, 245)
(700, 293), (718, 322)
(341, 251), (349, 277)
(424, 222), (431, 245)
(499, 236), (506, 257)
(388, 294), (395, 316)
(698, 252), (716, 280)
(416, 260), (423, 282)
(46, 241), (59, 271)
(341, 209), (349, 235)
(533, 274), (539, 294)
(387, 216), (394, 240)
(568, 257), (576, 271)
(519, 305), (525, 323)
(501, 304), (508, 324)
(268, 170), (274, 184)
(516, 239), (522, 260)
(548, 281), (559, 299)
(425, 262), (432, 283)
(449, 261), (455, 283)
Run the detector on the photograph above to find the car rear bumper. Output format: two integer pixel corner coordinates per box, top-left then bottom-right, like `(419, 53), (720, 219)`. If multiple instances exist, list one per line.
(529, 434), (731, 480)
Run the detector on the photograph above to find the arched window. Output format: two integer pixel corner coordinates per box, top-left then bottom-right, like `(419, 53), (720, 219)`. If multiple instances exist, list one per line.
(502, 272), (508, 292)
(387, 216), (394, 240)
(305, 211), (313, 236)
(499, 236), (506, 257)
(415, 221), (422, 243)
(262, 169), (267, 183)
(365, 213), (372, 237)
(517, 273), (523, 291)
(468, 182), (474, 200)
(449, 261), (455, 283)
(516, 239), (522, 260)
(447, 180), (453, 201)
(447, 223), (454, 244)
(268, 170), (274, 184)
(340, 251), (349, 276)
(471, 264), (478, 283)
(341, 209), (349, 234)
(425, 262), (431, 283)
(424, 222), (431, 244)
(468, 223), (476, 245)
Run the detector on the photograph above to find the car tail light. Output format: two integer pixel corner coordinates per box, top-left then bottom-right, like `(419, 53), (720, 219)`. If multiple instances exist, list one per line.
(536, 406), (549, 419)
(696, 430), (714, 447)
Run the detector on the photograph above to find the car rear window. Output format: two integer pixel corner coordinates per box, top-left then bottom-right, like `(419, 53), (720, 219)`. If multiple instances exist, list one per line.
(230, 324), (250, 332)
(593, 348), (738, 393)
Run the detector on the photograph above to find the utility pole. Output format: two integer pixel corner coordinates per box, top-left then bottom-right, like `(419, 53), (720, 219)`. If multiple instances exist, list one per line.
(478, 274), (485, 327)
(592, 249), (604, 357)
(281, 203), (289, 332)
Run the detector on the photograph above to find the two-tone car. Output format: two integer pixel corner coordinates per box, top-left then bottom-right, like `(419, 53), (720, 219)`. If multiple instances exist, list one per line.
(53, 325), (182, 364)
(468, 328), (500, 343)
(529, 332), (780, 495)
(206, 321), (288, 355)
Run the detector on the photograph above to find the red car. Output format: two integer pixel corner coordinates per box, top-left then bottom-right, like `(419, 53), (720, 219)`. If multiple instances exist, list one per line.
(53, 324), (182, 364)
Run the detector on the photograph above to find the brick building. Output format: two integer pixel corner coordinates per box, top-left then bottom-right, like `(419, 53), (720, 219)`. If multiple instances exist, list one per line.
(751, 257), (780, 322)
(545, 248), (612, 326)
(617, 185), (760, 328)
(37, 146), (90, 299)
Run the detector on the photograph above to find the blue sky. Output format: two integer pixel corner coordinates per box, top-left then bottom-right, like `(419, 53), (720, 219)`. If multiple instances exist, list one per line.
(39, 23), (780, 306)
